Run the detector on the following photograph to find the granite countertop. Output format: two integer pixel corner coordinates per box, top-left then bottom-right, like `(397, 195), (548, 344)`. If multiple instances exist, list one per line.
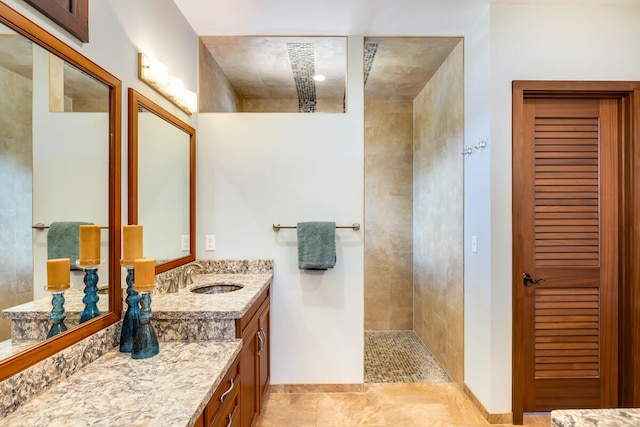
(0, 272), (271, 360)
(0, 339), (38, 361)
(552, 408), (640, 426)
(151, 273), (272, 320)
(2, 272), (272, 321)
(2, 288), (110, 320)
(0, 340), (242, 427)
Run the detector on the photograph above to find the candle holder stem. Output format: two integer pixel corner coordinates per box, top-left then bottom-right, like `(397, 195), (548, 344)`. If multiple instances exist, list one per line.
(120, 267), (140, 353)
(132, 292), (159, 359)
(47, 291), (67, 338)
(80, 266), (101, 323)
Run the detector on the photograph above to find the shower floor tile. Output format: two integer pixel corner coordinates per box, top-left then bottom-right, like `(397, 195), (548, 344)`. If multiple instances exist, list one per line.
(364, 330), (451, 383)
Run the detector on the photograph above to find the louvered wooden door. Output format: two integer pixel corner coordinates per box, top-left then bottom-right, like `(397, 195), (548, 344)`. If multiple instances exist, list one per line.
(513, 96), (619, 417)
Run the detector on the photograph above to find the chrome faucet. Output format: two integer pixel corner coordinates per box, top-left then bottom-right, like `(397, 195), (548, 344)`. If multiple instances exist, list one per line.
(166, 277), (179, 293)
(179, 262), (205, 289)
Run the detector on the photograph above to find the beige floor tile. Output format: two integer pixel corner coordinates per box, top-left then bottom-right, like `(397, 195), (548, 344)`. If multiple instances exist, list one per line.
(257, 384), (551, 427)
(316, 392), (387, 426)
(367, 383), (487, 425)
(256, 393), (319, 427)
(523, 414), (551, 427)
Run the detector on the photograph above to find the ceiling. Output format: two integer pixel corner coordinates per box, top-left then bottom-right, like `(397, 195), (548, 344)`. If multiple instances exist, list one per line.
(201, 36), (463, 105)
(364, 37), (462, 99)
(0, 34), (32, 80)
(201, 36), (347, 100)
(172, 0), (490, 37)
(201, 36), (461, 102)
(184, 0), (637, 105)
(182, 1), (467, 105)
(0, 33), (107, 104)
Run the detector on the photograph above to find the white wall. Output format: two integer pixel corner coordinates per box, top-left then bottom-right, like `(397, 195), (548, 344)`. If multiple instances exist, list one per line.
(462, 3), (493, 410)
(197, 37), (364, 384)
(478, 0), (640, 413)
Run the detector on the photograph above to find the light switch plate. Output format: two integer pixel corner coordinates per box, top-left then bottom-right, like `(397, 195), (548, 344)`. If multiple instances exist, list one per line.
(471, 235), (478, 253)
(181, 235), (189, 251)
(205, 235), (215, 251)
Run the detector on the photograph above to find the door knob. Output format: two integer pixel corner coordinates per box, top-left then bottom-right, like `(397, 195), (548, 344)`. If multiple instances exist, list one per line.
(523, 273), (545, 286)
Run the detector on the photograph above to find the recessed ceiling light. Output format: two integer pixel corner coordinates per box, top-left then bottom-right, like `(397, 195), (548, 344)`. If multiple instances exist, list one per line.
(313, 74), (326, 82)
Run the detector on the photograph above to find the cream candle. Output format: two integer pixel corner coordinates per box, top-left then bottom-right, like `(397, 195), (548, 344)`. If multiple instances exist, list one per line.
(123, 225), (143, 265)
(47, 258), (70, 291)
(79, 225), (101, 266)
(134, 258), (155, 292)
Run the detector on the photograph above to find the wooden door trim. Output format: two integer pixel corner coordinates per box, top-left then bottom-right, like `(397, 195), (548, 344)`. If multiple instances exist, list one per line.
(512, 80), (640, 424)
(625, 89), (640, 407)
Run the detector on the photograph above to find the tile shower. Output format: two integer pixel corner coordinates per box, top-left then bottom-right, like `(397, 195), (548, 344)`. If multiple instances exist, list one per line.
(0, 49), (34, 342)
(363, 40), (464, 384)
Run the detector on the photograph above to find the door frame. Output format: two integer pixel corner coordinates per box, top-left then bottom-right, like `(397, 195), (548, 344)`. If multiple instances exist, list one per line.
(512, 81), (640, 424)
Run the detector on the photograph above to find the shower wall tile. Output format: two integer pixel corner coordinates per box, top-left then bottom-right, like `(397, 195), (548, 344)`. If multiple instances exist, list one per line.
(412, 41), (464, 384)
(389, 308), (413, 330)
(198, 39), (242, 113)
(364, 99), (414, 331)
(0, 62), (33, 342)
(242, 98), (344, 113)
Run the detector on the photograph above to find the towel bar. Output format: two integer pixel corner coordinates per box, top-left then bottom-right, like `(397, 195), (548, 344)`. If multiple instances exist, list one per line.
(273, 223), (360, 231)
(32, 223), (109, 231)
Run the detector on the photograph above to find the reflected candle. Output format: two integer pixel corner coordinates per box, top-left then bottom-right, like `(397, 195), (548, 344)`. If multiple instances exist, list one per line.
(134, 258), (155, 292)
(123, 225), (143, 265)
(47, 258), (70, 292)
(79, 225), (101, 266)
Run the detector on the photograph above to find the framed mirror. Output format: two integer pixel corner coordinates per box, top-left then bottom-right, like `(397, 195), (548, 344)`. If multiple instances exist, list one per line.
(128, 88), (195, 274)
(0, 3), (121, 381)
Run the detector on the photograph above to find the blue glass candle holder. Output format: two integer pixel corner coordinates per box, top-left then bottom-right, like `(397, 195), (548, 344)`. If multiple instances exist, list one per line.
(77, 260), (102, 323)
(119, 265), (140, 353)
(46, 291), (68, 338)
(132, 291), (159, 359)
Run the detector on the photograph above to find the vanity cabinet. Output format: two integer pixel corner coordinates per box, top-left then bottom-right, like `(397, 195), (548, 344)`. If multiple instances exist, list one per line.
(257, 301), (270, 407)
(236, 287), (271, 427)
(195, 354), (241, 427)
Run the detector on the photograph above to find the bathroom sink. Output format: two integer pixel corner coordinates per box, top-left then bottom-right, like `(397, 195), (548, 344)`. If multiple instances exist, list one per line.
(190, 283), (244, 294)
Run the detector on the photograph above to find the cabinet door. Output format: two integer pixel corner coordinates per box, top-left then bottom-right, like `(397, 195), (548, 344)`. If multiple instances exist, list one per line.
(257, 301), (270, 411)
(240, 313), (259, 427)
(194, 410), (205, 427)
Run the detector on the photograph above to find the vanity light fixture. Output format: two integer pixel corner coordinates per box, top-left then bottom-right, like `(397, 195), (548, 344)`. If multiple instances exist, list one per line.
(138, 52), (197, 115)
(166, 76), (185, 99)
(139, 53), (168, 86)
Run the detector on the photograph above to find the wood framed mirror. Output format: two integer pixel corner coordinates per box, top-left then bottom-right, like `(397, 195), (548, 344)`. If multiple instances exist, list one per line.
(0, 2), (121, 381)
(128, 88), (195, 274)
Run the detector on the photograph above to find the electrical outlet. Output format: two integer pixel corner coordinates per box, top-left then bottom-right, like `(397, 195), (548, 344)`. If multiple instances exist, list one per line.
(205, 235), (216, 251)
(181, 235), (190, 251)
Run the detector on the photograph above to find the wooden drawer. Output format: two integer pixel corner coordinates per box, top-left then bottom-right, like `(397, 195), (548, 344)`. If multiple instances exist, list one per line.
(211, 382), (240, 427)
(205, 355), (240, 427)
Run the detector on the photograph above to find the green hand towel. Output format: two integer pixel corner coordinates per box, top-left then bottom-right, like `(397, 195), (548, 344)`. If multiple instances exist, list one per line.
(297, 222), (336, 270)
(47, 221), (93, 270)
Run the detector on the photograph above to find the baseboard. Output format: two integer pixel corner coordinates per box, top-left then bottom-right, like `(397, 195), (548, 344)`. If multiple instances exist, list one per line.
(267, 383), (365, 393)
(462, 384), (513, 424)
